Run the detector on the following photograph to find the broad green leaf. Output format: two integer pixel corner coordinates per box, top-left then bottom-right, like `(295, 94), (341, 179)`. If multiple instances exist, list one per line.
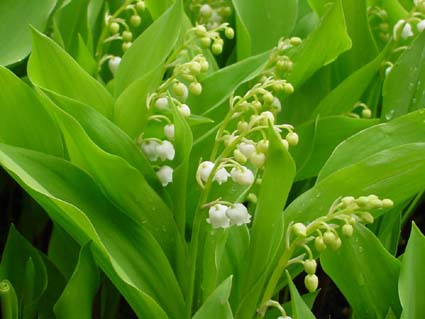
(375, 204), (403, 255)
(40, 90), (183, 268)
(192, 277), (233, 319)
(28, 29), (113, 118)
(232, 0), (297, 58)
(286, 271), (315, 319)
(114, 65), (163, 138)
(399, 223), (425, 319)
(76, 35), (97, 76)
(145, 0), (173, 19)
(292, 116), (378, 180)
(115, 0), (183, 94)
(319, 109), (425, 180)
(0, 0), (56, 66)
(288, 0), (352, 88)
(236, 126), (296, 318)
(313, 48), (387, 117)
(0, 66), (63, 157)
(54, 245), (100, 319)
(53, 0), (90, 58)
(285, 143), (425, 227)
(0, 144), (186, 318)
(40, 89), (160, 189)
(382, 31), (425, 120)
(321, 224), (401, 318)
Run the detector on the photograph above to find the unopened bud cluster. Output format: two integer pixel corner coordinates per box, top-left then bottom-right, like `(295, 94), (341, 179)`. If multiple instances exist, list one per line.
(101, 1), (146, 73)
(289, 194), (393, 293)
(191, 23), (234, 55)
(190, 0), (233, 30)
(368, 6), (391, 43)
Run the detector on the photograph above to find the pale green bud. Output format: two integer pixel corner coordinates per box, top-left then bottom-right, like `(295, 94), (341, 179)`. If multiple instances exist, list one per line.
(360, 212), (374, 224)
(189, 82), (202, 95)
(304, 259), (317, 275)
(190, 61), (202, 75)
(329, 237), (342, 250)
(250, 152), (266, 168)
(212, 42), (223, 55)
(304, 274), (319, 293)
(263, 92), (274, 105)
(234, 149), (247, 164)
(362, 108), (372, 118)
(382, 198), (394, 208)
(315, 236), (327, 252)
(136, 1), (146, 11)
(172, 82), (188, 98)
(285, 132), (299, 146)
(109, 22), (120, 34)
(122, 31), (133, 42)
(323, 230), (337, 246)
(283, 82), (294, 94)
(342, 224), (354, 237)
(200, 37), (211, 48)
(122, 41), (132, 52)
(130, 15), (142, 27)
(225, 27), (235, 39)
(292, 223), (307, 238)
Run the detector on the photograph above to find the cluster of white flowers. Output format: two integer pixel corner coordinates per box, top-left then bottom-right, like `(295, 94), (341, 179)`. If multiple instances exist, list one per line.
(190, 0), (233, 30)
(393, 16), (425, 41)
(207, 203), (251, 229)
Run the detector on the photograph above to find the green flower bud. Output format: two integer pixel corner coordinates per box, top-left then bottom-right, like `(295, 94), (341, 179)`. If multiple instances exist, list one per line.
(190, 61), (202, 75)
(342, 224), (354, 237)
(225, 27), (235, 39)
(122, 30), (133, 42)
(356, 196), (369, 207)
(362, 108), (372, 118)
(382, 198), (394, 208)
(330, 237), (342, 250)
(234, 149), (247, 164)
(122, 41), (132, 52)
(323, 230), (337, 246)
(341, 196), (355, 206)
(136, 1), (146, 11)
(263, 92), (274, 104)
(370, 198), (383, 209)
(285, 132), (299, 146)
(237, 121), (249, 133)
(256, 140), (269, 153)
(109, 22), (120, 34)
(281, 138), (289, 150)
(130, 15), (142, 27)
(247, 193), (257, 203)
(200, 60), (209, 72)
(199, 4), (213, 17)
(212, 42), (223, 55)
(283, 82), (294, 94)
(289, 37), (302, 46)
(195, 25), (207, 36)
(315, 236), (327, 252)
(304, 274), (319, 293)
(379, 22), (390, 32)
(200, 37), (212, 48)
(276, 59), (293, 73)
(220, 6), (232, 17)
(360, 212), (374, 224)
(292, 223), (307, 238)
(252, 100), (262, 110)
(304, 259), (317, 275)
(250, 152), (266, 168)
(189, 82), (202, 95)
(172, 82), (188, 98)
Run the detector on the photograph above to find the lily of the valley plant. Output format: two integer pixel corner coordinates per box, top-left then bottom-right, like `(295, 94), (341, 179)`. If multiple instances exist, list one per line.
(1, 0), (425, 318)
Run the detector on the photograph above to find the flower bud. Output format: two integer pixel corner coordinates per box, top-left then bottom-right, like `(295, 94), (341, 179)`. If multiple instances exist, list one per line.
(109, 22), (120, 34)
(207, 204), (230, 229)
(289, 37), (302, 46)
(401, 22), (414, 39)
(200, 37), (212, 48)
(200, 60), (209, 72)
(122, 41), (132, 52)
(195, 25), (207, 35)
(155, 97), (169, 110)
(156, 140), (175, 161)
(323, 230), (337, 246)
(130, 15), (142, 27)
(260, 111), (275, 125)
(230, 166), (255, 185)
(283, 83), (294, 94)
(281, 138), (289, 150)
(156, 165), (173, 186)
(250, 151), (266, 168)
(329, 237), (342, 250)
(164, 124), (175, 141)
(237, 121), (249, 133)
(189, 82), (202, 95)
(178, 104), (191, 117)
(304, 274), (319, 293)
(172, 82), (186, 98)
(418, 20), (425, 32)
(304, 259), (317, 275)
(136, 1), (146, 11)
(190, 61), (202, 75)
(382, 198), (394, 208)
(292, 223), (307, 238)
(342, 224), (354, 237)
(315, 236), (327, 252)
(256, 140), (269, 153)
(234, 149), (247, 164)
(356, 196), (369, 207)
(108, 56), (121, 75)
(214, 168), (230, 185)
(360, 212), (374, 224)
(122, 30), (133, 42)
(252, 100), (262, 110)
(247, 193), (257, 203)
(285, 132), (299, 146)
(212, 42), (223, 55)
(199, 4), (213, 17)
(271, 97), (282, 112)
(226, 203), (251, 226)
(362, 108), (372, 118)
(220, 6), (232, 17)
(263, 92), (274, 105)
(225, 27), (235, 39)
(239, 142), (256, 158)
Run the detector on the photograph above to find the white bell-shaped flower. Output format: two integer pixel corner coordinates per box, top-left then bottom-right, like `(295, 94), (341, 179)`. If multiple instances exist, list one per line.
(207, 204), (230, 229)
(239, 142), (256, 158)
(141, 141), (159, 161)
(213, 168), (230, 185)
(156, 166), (173, 187)
(226, 203), (251, 226)
(230, 166), (255, 185)
(155, 97), (169, 110)
(401, 22), (414, 39)
(197, 161), (215, 182)
(178, 104), (191, 117)
(156, 140), (175, 161)
(164, 124), (175, 141)
(108, 56), (121, 75)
